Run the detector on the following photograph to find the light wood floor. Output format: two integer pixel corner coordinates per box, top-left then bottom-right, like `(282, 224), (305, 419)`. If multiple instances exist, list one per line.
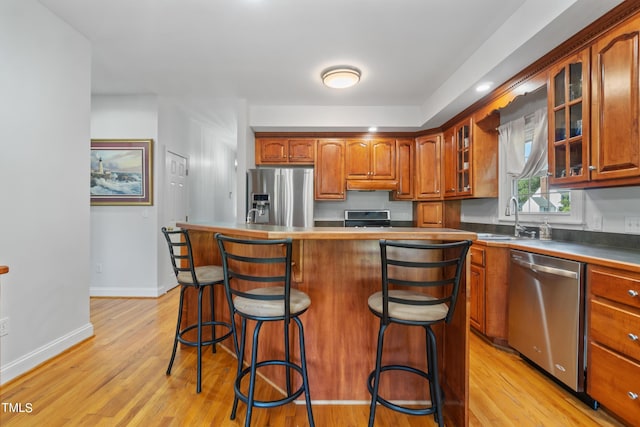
(0, 288), (624, 426)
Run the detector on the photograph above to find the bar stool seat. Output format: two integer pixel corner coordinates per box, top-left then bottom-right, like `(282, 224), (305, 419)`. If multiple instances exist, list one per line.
(161, 227), (233, 393)
(367, 239), (472, 427)
(234, 286), (311, 317)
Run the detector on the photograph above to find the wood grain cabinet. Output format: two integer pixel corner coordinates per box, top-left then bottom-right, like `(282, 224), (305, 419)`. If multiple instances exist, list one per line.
(315, 139), (346, 200)
(548, 48), (590, 184)
(443, 115), (498, 199)
(414, 134), (442, 200)
(590, 14), (640, 184)
(391, 138), (415, 200)
(468, 242), (509, 346)
(255, 138), (316, 165)
(587, 264), (640, 425)
(345, 138), (397, 190)
(469, 245), (486, 333)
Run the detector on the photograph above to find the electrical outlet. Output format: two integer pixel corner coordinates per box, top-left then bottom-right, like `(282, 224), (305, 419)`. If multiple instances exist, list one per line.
(0, 317), (8, 337)
(588, 215), (602, 231)
(96, 263), (103, 273)
(624, 216), (640, 234)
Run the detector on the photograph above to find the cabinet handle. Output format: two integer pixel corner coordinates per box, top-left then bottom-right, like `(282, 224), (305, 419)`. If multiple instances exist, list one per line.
(588, 165), (596, 171)
(629, 333), (639, 341)
(629, 290), (639, 297)
(628, 391), (639, 400)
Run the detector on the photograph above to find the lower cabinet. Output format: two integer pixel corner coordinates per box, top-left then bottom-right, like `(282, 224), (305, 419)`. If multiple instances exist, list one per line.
(587, 264), (640, 425)
(468, 242), (509, 346)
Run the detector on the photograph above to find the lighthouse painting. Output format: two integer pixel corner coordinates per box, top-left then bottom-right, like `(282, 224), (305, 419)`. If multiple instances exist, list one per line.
(90, 139), (153, 206)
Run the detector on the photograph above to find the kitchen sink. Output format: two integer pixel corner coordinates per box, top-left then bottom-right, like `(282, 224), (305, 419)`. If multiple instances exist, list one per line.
(476, 233), (531, 241)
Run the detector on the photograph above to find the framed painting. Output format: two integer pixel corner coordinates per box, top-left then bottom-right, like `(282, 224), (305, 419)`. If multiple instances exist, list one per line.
(90, 139), (153, 206)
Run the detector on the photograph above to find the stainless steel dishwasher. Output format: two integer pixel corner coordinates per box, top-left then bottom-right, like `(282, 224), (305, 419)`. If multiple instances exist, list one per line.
(508, 250), (590, 397)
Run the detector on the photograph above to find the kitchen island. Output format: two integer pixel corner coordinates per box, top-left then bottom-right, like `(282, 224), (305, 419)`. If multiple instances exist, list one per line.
(176, 222), (476, 426)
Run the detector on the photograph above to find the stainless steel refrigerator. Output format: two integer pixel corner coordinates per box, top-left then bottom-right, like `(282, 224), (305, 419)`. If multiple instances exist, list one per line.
(246, 168), (314, 227)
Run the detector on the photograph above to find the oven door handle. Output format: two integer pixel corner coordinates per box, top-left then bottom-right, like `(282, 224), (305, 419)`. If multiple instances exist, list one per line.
(511, 257), (578, 279)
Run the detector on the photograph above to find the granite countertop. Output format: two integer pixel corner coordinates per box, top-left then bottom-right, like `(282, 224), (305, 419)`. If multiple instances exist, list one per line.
(475, 233), (640, 272)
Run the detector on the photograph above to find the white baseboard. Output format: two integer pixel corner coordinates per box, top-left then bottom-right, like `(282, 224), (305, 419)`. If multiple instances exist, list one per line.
(90, 286), (162, 297)
(0, 322), (94, 385)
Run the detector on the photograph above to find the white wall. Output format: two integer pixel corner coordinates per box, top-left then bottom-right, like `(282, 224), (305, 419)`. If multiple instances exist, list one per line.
(90, 95), (161, 297)
(0, 0), (93, 384)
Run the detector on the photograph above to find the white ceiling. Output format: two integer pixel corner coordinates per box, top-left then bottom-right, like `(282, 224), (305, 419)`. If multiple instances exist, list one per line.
(39, 0), (623, 131)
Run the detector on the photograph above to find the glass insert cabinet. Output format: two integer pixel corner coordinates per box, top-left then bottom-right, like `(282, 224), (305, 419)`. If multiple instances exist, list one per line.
(548, 48), (590, 184)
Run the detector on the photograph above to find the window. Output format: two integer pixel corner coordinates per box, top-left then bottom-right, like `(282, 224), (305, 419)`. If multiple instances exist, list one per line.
(498, 93), (584, 225)
(514, 113), (571, 214)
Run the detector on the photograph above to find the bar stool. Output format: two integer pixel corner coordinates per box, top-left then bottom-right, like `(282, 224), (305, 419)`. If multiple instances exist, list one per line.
(367, 239), (472, 427)
(215, 233), (315, 427)
(161, 227), (233, 393)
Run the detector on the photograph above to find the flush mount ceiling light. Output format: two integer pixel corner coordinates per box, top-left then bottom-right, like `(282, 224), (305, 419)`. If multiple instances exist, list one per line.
(321, 66), (361, 89)
(476, 82), (493, 92)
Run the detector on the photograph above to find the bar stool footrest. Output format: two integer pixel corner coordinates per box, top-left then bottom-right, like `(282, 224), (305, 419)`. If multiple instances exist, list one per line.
(176, 321), (233, 347)
(235, 359), (306, 408)
(368, 364), (437, 416)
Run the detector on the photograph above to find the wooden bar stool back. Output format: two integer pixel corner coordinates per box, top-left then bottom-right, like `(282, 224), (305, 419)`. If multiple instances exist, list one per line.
(367, 239), (472, 427)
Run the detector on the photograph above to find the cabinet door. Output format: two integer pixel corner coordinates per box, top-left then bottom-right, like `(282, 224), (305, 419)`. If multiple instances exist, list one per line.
(315, 139), (345, 200)
(256, 139), (288, 164)
(443, 127), (457, 197)
(415, 202), (443, 227)
(415, 134), (442, 199)
(288, 139), (315, 164)
(370, 139), (396, 180)
(393, 138), (414, 200)
(591, 16), (640, 181)
(455, 122), (472, 196)
(470, 264), (485, 333)
(345, 140), (370, 179)
(548, 49), (590, 184)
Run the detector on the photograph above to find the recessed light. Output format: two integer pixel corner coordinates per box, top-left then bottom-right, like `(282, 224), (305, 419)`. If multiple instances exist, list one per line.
(321, 66), (361, 89)
(368, 126), (378, 132)
(476, 82), (493, 92)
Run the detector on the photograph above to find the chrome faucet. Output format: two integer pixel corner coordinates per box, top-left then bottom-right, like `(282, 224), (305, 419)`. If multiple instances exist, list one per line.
(506, 196), (526, 237)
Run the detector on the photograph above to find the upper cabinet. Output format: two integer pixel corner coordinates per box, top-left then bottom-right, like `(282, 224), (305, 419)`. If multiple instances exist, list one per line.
(345, 138), (397, 190)
(443, 114), (499, 199)
(548, 48), (590, 185)
(590, 14), (640, 183)
(548, 12), (640, 188)
(392, 138), (415, 200)
(414, 134), (442, 200)
(444, 119), (473, 198)
(315, 139), (346, 200)
(256, 138), (315, 165)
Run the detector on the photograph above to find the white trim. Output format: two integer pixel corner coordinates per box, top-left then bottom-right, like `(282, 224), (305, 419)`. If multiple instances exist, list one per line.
(0, 323), (94, 385)
(90, 287), (161, 297)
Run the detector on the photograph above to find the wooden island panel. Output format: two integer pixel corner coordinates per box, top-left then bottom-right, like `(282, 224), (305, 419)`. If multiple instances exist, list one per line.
(178, 223), (474, 426)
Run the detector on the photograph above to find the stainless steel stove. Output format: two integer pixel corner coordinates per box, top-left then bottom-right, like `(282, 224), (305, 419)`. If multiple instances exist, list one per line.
(344, 210), (391, 227)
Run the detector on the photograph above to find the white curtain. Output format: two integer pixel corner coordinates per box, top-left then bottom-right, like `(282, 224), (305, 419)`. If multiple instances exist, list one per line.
(499, 106), (548, 180)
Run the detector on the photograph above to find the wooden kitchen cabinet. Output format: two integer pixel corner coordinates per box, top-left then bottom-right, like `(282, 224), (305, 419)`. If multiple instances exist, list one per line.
(469, 246), (486, 332)
(442, 114), (498, 200)
(391, 138), (415, 200)
(587, 264), (640, 425)
(548, 48), (590, 184)
(255, 138), (315, 165)
(468, 242), (509, 346)
(345, 138), (397, 190)
(443, 119), (471, 198)
(314, 139), (346, 200)
(590, 14), (640, 184)
(414, 133), (442, 200)
(413, 200), (460, 229)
